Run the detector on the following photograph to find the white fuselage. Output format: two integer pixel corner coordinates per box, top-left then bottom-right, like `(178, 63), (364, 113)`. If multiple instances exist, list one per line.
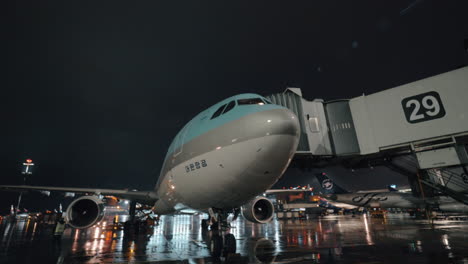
(152, 101), (300, 215)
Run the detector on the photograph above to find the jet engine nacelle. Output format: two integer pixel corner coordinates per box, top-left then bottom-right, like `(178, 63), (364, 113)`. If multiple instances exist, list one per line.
(241, 196), (275, 224)
(65, 196), (105, 229)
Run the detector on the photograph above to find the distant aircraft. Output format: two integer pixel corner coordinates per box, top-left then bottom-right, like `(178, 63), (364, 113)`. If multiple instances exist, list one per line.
(265, 185), (357, 210)
(0, 94), (300, 256)
(316, 173), (468, 213)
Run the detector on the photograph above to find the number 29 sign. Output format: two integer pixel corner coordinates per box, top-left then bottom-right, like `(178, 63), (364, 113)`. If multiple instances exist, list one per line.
(401, 91), (446, 124)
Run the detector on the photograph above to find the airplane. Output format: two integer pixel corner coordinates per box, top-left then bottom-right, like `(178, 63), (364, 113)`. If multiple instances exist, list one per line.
(0, 93), (300, 256)
(315, 173), (468, 214)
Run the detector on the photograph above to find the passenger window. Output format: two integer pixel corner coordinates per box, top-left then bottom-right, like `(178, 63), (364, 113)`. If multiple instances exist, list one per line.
(237, 98), (265, 105)
(222, 101), (235, 114)
(211, 104), (227, 119)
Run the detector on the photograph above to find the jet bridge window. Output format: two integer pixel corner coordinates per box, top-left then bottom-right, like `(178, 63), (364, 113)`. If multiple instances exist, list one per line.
(222, 101), (236, 114)
(211, 104), (227, 119)
(237, 98), (265, 105)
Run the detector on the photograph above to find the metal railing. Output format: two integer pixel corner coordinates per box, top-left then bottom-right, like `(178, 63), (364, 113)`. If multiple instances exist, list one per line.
(423, 167), (468, 205)
(387, 154), (468, 205)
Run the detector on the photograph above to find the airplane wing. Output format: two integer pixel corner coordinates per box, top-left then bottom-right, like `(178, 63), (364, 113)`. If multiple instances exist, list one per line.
(356, 189), (393, 193)
(266, 189), (358, 210)
(0, 185), (158, 204)
(265, 189), (313, 194)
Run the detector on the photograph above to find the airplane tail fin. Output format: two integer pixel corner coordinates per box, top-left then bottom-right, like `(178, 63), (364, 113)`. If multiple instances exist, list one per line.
(315, 172), (349, 194)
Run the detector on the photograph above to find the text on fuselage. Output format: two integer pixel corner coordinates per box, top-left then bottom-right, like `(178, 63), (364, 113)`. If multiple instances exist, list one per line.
(185, 160), (208, 173)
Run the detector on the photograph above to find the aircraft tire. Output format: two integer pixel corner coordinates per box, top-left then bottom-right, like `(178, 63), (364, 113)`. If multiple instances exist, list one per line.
(210, 235), (223, 258)
(201, 219), (208, 230)
(223, 234), (236, 257)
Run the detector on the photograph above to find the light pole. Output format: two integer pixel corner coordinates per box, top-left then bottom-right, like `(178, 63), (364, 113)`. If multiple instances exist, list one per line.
(16, 159), (34, 216)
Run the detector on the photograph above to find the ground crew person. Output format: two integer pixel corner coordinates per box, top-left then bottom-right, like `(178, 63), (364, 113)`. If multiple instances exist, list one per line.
(53, 217), (66, 249)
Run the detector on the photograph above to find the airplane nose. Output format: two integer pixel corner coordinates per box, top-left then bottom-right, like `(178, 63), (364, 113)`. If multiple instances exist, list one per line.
(263, 108), (300, 138)
(231, 107), (300, 201)
(210, 107), (301, 207)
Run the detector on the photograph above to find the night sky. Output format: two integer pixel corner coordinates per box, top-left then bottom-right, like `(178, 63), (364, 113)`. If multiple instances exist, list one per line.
(1, 1), (467, 213)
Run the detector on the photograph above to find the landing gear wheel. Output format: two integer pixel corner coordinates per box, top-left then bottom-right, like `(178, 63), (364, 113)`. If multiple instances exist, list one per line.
(201, 219), (208, 230)
(223, 234), (237, 258)
(210, 234), (223, 259)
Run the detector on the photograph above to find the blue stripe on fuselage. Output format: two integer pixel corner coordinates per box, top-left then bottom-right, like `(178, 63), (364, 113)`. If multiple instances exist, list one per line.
(162, 93), (286, 163)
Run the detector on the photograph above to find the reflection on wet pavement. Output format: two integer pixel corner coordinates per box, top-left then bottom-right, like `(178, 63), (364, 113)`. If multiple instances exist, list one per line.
(1, 213), (468, 263)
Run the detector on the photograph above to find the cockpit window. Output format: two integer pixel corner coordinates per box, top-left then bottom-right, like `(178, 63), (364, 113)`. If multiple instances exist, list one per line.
(237, 98), (265, 105)
(222, 101), (236, 114)
(211, 104), (227, 119)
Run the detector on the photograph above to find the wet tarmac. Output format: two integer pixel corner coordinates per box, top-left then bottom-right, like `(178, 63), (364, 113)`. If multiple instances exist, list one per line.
(1, 213), (468, 263)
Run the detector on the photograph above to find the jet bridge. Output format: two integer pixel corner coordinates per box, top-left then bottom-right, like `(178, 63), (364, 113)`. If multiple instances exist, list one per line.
(266, 66), (468, 204)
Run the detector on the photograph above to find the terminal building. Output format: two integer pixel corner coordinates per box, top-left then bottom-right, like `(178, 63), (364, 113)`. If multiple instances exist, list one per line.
(266, 66), (468, 207)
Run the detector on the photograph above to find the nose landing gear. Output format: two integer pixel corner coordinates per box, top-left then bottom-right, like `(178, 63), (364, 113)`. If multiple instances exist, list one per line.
(203, 208), (239, 260)
(223, 233), (237, 258)
(201, 208), (237, 231)
(201, 218), (209, 230)
(210, 233), (237, 259)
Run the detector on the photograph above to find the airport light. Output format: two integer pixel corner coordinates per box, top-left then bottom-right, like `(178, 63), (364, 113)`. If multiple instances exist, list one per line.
(16, 158), (34, 216)
(22, 159), (34, 175)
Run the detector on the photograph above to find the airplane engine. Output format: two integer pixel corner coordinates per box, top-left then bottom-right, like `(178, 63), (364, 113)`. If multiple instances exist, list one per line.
(65, 196), (105, 229)
(241, 196), (275, 224)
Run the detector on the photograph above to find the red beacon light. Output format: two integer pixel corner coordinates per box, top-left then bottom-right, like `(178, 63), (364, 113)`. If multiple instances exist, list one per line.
(26, 159), (33, 163)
